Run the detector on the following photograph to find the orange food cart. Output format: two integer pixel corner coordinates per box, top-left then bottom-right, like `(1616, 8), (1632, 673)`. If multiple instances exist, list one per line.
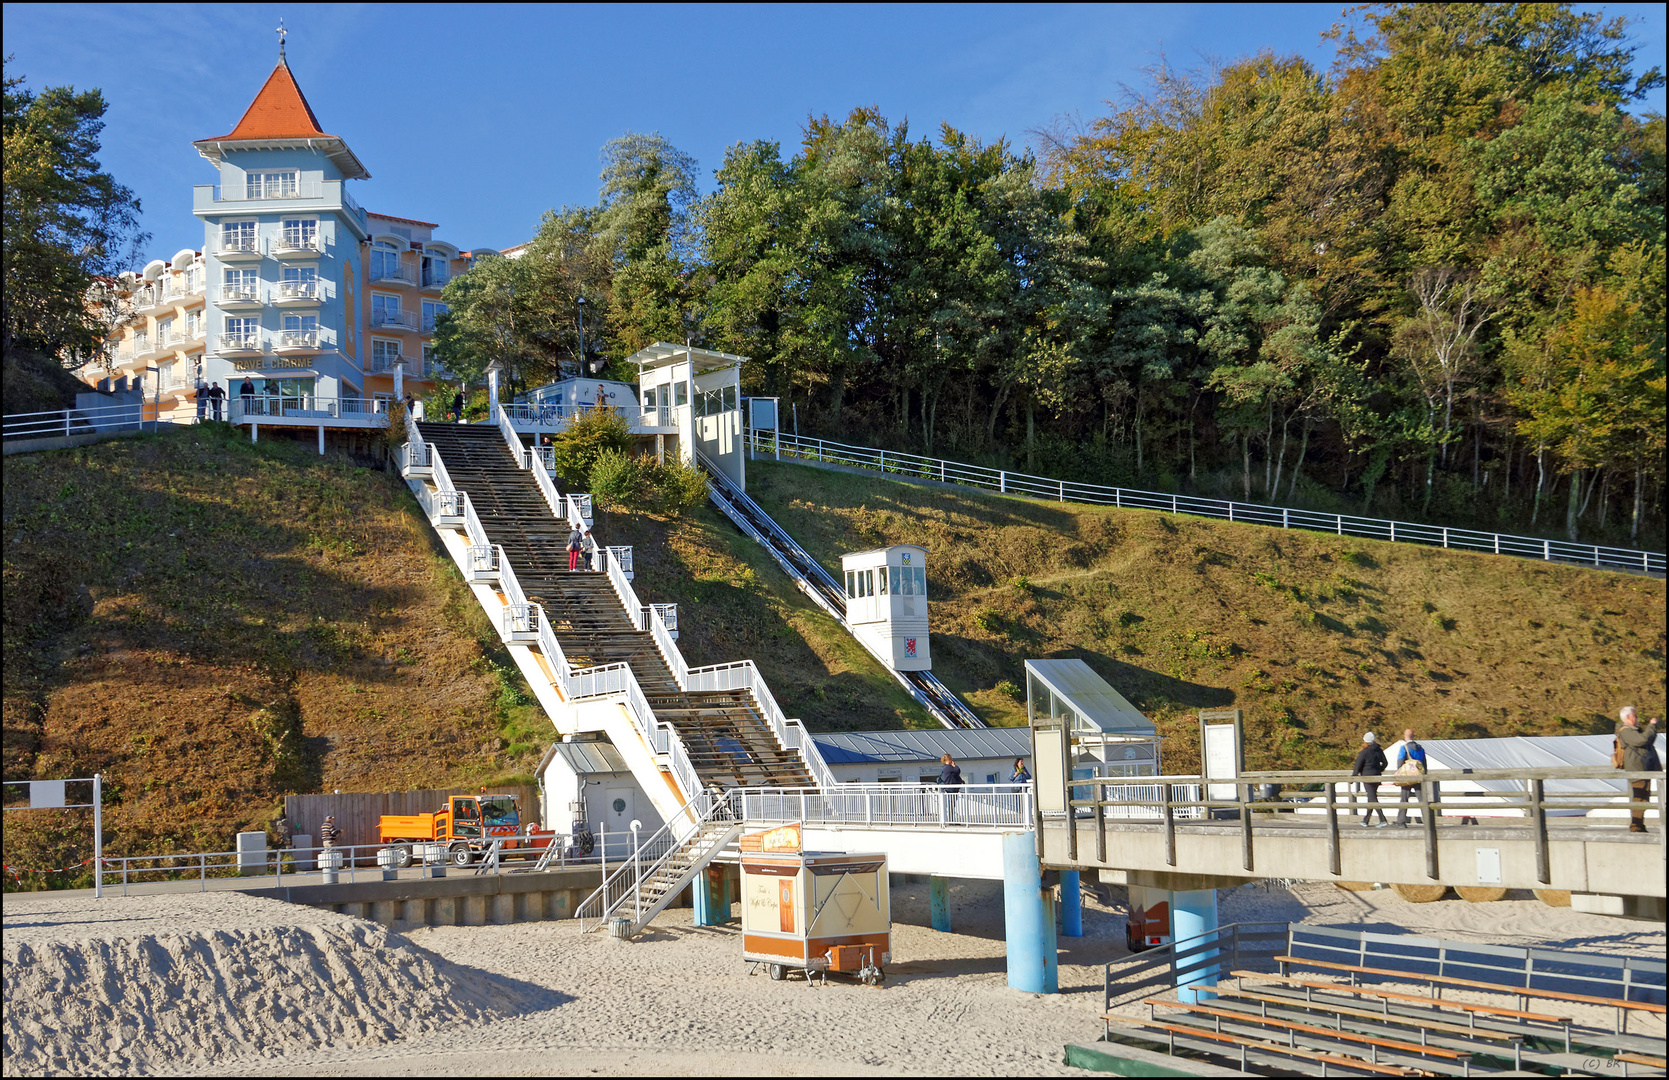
(739, 823), (890, 985)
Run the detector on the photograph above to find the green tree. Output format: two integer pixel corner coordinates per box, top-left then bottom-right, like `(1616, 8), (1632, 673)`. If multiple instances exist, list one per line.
(3, 60), (146, 361)
(596, 132), (700, 359)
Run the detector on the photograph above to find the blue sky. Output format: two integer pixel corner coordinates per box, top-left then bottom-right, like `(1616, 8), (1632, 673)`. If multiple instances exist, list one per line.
(5, 3), (1664, 255)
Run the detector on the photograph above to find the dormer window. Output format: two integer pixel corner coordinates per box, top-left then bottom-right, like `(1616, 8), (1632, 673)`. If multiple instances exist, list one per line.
(246, 171), (299, 199)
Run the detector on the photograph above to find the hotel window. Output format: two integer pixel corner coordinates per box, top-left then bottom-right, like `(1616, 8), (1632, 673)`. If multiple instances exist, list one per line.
(220, 221), (256, 253)
(372, 339), (402, 370)
(224, 317), (257, 347)
(421, 300), (448, 332)
(280, 218), (318, 250)
(370, 242), (401, 281)
(158, 315), (175, 343)
(223, 267), (257, 300)
(186, 311), (201, 337)
(246, 171), (298, 199)
(282, 314), (318, 344)
(422, 255), (449, 288)
(281, 266), (318, 298)
(372, 294), (401, 327)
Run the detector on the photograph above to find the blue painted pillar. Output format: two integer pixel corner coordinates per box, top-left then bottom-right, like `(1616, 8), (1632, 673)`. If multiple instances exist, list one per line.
(1171, 888), (1220, 1003)
(693, 866), (724, 926)
(1002, 833), (1058, 994)
(929, 876), (952, 932)
(1060, 871), (1083, 937)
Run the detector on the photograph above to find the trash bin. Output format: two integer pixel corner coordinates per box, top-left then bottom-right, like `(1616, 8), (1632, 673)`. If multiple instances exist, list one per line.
(422, 843), (447, 879)
(609, 917), (632, 940)
(319, 846), (343, 885)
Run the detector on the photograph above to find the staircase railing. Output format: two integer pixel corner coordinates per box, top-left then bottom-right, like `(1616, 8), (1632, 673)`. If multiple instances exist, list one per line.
(601, 545), (650, 631)
(686, 660), (837, 789)
(566, 493), (594, 530)
(404, 410), (429, 468)
(494, 402), (522, 463)
(575, 788), (739, 933)
(429, 442), (457, 499)
(650, 606), (688, 686)
(567, 661), (703, 802)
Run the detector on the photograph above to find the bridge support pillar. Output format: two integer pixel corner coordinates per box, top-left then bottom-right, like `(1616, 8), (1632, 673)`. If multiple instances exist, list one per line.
(1002, 833), (1057, 994)
(1059, 870), (1083, 937)
(1171, 888), (1219, 1003)
(929, 876), (951, 932)
(693, 865), (725, 926)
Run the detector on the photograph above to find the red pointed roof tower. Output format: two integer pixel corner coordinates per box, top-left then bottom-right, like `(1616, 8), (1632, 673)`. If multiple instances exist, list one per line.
(193, 47), (369, 179)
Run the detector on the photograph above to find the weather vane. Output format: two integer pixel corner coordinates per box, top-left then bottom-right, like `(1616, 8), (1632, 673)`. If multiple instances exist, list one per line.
(277, 18), (287, 61)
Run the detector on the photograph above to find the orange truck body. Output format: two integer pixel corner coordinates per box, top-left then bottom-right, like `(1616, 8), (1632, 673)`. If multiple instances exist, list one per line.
(378, 794), (549, 853)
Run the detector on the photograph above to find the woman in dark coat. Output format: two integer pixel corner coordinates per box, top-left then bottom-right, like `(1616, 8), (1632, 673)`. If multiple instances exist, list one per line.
(1351, 732), (1389, 827)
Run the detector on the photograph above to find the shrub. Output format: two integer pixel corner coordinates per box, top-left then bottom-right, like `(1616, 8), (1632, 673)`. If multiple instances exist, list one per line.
(590, 449), (646, 511)
(993, 678), (1024, 701)
(651, 456), (709, 517)
(550, 407), (633, 490)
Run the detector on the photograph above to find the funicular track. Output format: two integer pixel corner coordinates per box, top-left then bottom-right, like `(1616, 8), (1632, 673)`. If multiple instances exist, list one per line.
(701, 456), (984, 730)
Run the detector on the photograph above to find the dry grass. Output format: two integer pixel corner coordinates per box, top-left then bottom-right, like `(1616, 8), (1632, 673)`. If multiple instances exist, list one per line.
(742, 458), (1666, 773)
(2, 425), (541, 885)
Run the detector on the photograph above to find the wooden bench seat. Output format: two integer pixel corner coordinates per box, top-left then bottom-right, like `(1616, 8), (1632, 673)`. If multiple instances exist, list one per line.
(1101, 1015), (1418, 1076)
(1144, 996), (1475, 1071)
(1276, 954), (1665, 1033)
(1615, 1050), (1667, 1070)
(1233, 969), (1576, 1051)
(1211, 987), (1528, 1071)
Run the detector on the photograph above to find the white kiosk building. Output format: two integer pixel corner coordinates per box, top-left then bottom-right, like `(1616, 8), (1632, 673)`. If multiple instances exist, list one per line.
(841, 545), (931, 671)
(632, 342), (747, 489)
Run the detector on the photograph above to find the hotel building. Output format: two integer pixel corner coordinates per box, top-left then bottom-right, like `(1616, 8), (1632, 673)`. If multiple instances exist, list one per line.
(86, 50), (480, 424)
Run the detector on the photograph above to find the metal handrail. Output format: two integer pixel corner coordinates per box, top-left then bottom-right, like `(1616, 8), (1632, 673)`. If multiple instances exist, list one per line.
(1103, 921), (1289, 1014)
(575, 788), (736, 932)
(683, 659), (838, 790)
(755, 430), (1666, 575)
(602, 546), (650, 631)
(565, 493), (593, 530)
(650, 606), (687, 684)
(1057, 767), (1665, 884)
(3, 403), (162, 440)
(739, 783), (1031, 829)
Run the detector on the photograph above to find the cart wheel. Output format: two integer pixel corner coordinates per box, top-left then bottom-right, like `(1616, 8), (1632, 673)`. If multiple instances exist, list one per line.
(393, 846), (413, 870)
(450, 843), (473, 868)
(768, 963), (787, 981)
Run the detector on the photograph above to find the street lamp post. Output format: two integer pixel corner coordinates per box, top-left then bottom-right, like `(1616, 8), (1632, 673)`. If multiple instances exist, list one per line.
(576, 296), (587, 376)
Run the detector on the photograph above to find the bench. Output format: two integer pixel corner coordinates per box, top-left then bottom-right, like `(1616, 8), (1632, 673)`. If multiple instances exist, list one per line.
(1276, 954), (1666, 1034)
(1144, 996), (1475, 1073)
(1233, 969), (1576, 1050)
(1215, 987), (1528, 1069)
(1101, 1015), (1418, 1076)
(1615, 1050), (1667, 1072)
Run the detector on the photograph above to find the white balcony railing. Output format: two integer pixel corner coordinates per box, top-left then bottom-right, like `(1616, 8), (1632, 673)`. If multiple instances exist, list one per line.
(366, 352), (410, 374)
(421, 273), (449, 289)
(220, 334), (261, 352)
(371, 309), (420, 330)
(277, 281), (319, 300)
(230, 394), (391, 422)
(277, 330), (319, 350)
(217, 236), (261, 256)
(212, 181), (326, 202)
(275, 234), (321, 254)
(218, 286), (259, 304)
(371, 266), (418, 286)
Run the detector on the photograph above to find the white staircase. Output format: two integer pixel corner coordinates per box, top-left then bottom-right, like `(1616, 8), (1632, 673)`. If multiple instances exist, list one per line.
(576, 789), (744, 936)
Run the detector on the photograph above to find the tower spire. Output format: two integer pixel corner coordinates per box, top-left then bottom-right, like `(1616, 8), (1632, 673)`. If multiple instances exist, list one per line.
(277, 18), (287, 63)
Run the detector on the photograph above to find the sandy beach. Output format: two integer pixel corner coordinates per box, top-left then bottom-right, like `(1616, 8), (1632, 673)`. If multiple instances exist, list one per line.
(4, 879), (1663, 1076)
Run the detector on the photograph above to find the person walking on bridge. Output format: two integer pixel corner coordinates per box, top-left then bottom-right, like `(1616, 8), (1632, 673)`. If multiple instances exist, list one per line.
(1352, 732), (1389, 827)
(938, 754), (965, 823)
(1616, 707), (1662, 833)
(1392, 728), (1430, 827)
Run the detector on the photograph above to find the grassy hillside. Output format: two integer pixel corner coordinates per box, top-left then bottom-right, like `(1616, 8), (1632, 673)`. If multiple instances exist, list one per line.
(3, 425), (546, 886)
(596, 505), (931, 731)
(739, 458), (1666, 773)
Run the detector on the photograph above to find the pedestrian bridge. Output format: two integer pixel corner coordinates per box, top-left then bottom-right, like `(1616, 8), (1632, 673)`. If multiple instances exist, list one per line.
(729, 769), (1664, 902)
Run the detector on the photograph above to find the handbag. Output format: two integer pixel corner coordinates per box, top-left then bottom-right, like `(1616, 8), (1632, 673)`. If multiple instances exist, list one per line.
(1394, 758), (1425, 785)
(1611, 738), (1626, 769)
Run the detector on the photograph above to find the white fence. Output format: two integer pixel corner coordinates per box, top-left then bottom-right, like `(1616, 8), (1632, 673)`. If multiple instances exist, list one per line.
(738, 783), (1032, 830)
(3, 403), (169, 441)
(751, 430), (1665, 575)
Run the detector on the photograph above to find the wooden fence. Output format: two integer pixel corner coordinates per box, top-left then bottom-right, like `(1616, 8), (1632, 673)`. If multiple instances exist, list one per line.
(284, 785), (539, 851)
